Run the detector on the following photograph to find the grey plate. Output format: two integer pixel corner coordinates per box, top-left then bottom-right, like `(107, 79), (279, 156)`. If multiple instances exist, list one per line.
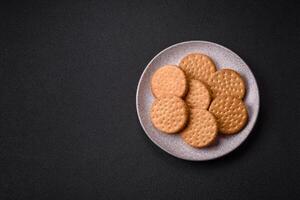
(136, 41), (259, 161)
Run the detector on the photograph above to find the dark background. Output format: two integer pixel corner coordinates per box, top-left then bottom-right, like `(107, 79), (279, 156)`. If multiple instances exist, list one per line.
(1, 0), (299, 199)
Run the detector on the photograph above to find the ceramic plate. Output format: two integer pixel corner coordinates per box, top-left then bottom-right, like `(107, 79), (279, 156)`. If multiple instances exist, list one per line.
(136, 41), (259, 161)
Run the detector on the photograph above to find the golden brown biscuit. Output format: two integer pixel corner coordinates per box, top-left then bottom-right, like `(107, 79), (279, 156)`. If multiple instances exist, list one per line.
(185, 79), (211, 109)
(151, 65), (187, 98)
(151, 96), (189, 134)
(179, 53), (216, 84)
(209, 95), (248, 134)
(209, 69), (246, 99)
(181, 109), (218, 148)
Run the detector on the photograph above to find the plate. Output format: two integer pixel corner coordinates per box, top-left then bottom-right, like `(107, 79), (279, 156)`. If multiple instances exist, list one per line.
(136, 41), (259, 161)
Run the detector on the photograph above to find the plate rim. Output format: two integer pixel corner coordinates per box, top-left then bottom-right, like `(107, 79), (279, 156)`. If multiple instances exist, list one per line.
(136, 40), (260, 161)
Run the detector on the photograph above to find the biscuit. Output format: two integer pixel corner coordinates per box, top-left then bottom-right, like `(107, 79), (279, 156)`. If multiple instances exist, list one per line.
(181, 109), (217, 148)
(185, 79), (211, 109)
(151, 65), (187, 98)
(151, 96), (189, 134)
(179, 53), (216, 84)
(209, 95), (248, 134)
(209, 69), (246, 99)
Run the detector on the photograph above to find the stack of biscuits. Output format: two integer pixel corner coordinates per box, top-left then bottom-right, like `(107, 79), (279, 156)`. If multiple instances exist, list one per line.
(150, 53), (248, 148)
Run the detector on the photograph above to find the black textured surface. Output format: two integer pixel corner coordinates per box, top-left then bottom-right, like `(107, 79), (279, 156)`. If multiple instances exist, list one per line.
(1, 1), (299, 199)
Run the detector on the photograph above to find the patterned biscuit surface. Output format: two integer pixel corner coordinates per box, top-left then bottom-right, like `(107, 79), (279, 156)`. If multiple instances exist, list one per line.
(179, 53), (216, 84)
(185, 79), (211, 109)
(209, 69), (246, 99)
(181, 109), (217, 148)
(151, 65), (187, 98)
(151, 96), (188, 134)
(209, 95), (248, 134)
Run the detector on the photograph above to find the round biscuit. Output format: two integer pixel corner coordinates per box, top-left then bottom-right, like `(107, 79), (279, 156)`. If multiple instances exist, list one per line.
(151, 65), (187, 98)
(209, 69), (246, 99)
(181, 109), (217, 148)
(185, 79), (211, 109)
(150, 96), (189, 134)
(179, 53), (216, 84)
(209, 95), (248, 134)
